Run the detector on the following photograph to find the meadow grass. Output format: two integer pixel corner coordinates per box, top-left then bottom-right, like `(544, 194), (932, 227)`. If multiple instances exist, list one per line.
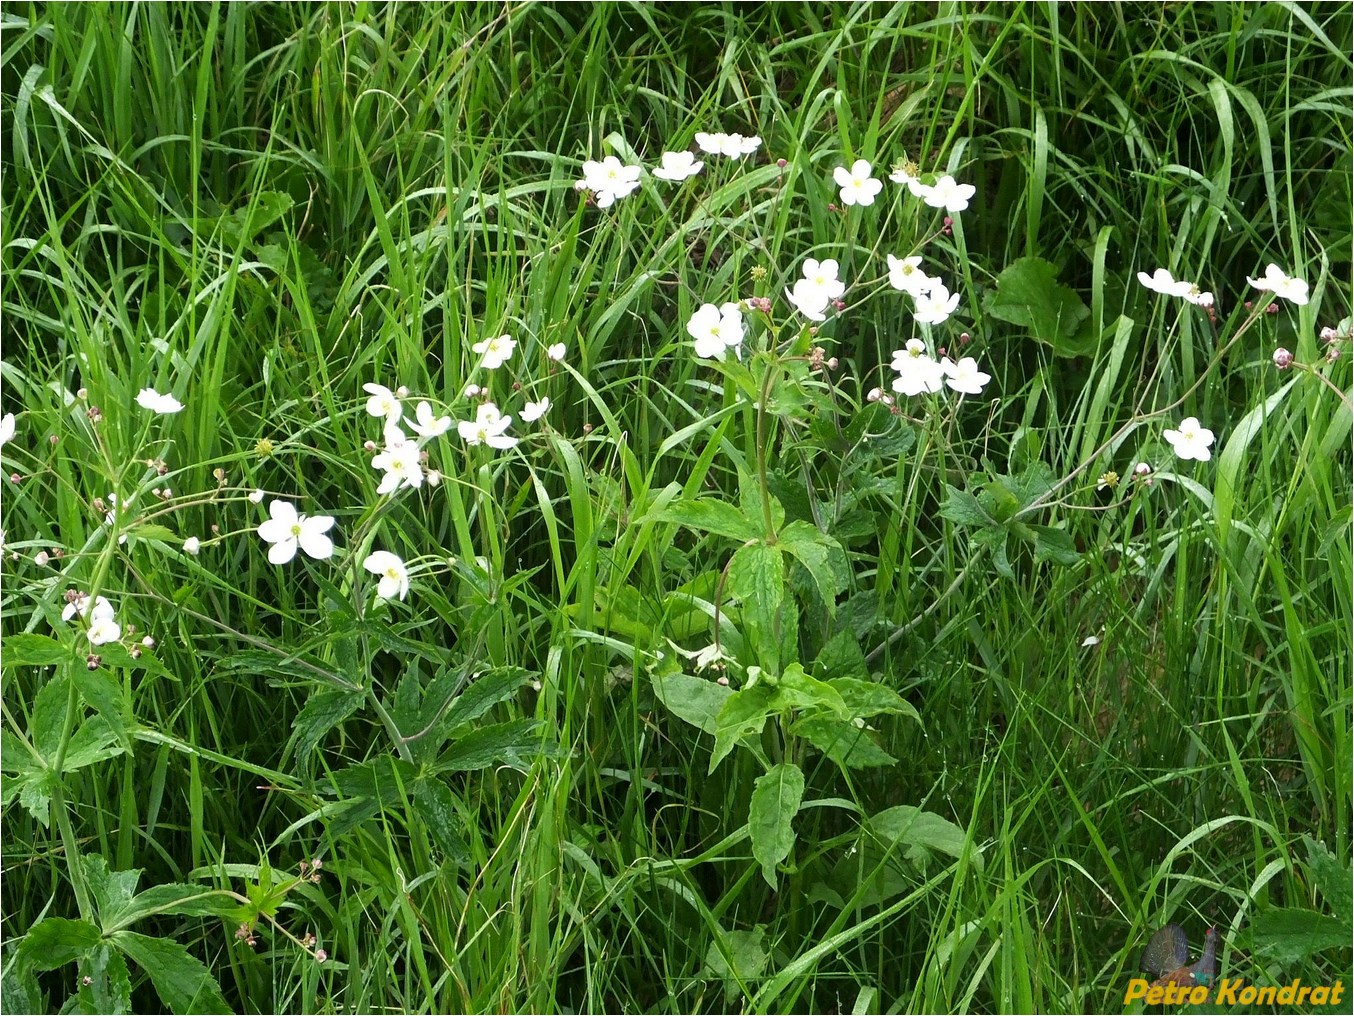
(1, 3), (1351, 1013)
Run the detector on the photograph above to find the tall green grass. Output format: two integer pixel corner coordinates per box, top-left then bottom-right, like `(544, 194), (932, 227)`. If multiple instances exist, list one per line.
(2, 3), (1350, 1013)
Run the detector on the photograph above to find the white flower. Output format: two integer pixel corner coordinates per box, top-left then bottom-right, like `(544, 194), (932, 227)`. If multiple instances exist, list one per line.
(248, 489), (266, 504)
(0, 413), (14, 446)
(383, 421), (410, 448)
(580, 156), (642, 208)
(799, 259), (846, 300)
(890, 340), (946, 396)
(183, 536), (201, 555)
(652, 151), (704, 181)
(472, 334), (517, 370)
(889, 162), (922, 190)
(941, 356), (992, 395)
(363, 551), (410, 601)
(363, 383), (402, 423)
(687, 302), (746, 360)
(372, 442), (424, 495)
(136, 388), (184, 414)
(1137, 268), (1193, 298)
(695, 132), (761, 157)
(833, 159), (883, 207)
(913, 283), (960, 325)
(257, 500), (337, 565)
(1246, 264), (1309, 305)
(426, 469), (442, 487)
(546, 343), (566, 362)
(521, 398), (551, 422)
(63, 593), (115, 623)
(87, 617), (121, 646)
(408, 401), (452, 439)
(1162, 417), (1215, 462)
(1081, 634), (1101, 648)
(886, 255), (937, 297)
(458, 402), (519, 449)
(464, 383), (482, 398)
(694, 132), (724, 154)
(919, 175), (976, 212)
(784, 279), (832, 322)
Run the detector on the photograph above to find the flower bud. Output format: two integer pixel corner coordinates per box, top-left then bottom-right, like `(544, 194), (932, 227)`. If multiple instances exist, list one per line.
(1272, 347), (1293, 369)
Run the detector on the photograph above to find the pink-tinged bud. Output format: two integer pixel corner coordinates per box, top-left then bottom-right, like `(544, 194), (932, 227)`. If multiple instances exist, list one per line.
(832, 298), (846, 311)
(51, 548), (64, 559)
(86, 654), (101, 670)
(363, 440), (377, 452)
(34, 551), (49, 566)
(49, 434), (59, 447)
(76, 388), (89, 400)
(8, 473), (19, 484)
(827, 203), (838, 212)
(396, 386), (409, 398)
(826, 357), (839, 370)
(937, 347), (947, 358)
(142, 636), (155, 647)
(1244, 301), (1253, 310)
(959, 332), (971, 345)
(943, 216), (954, 226)
(1320, 326), (1338, 343)
(1328, 345), (1341, 362)
(776, 158), (787, 169)
(87, 407), (103, 423)
(1272, 347), (1293, 369)
(130, 646), (142, 659)
(716, 676), (730, 686)
(315, 949), (328, 963)
(582, 422), (593, 434)
(1266, 302), (1279, 314)
(867, 387), (883, 402)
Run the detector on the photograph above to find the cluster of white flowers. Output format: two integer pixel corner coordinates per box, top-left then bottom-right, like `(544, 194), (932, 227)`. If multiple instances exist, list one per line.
(784, 258), (846, 322)
(1137, 268), (1214, 307)
(63, 591), (121, 645)
(575, 132), (762, 207)
(889, 161), (977, 212)
(887, 339), (991, 398)
(687, 302), (745, 360)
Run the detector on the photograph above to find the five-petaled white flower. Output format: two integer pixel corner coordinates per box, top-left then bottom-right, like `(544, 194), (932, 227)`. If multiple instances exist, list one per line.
(408, 401), (452, 439)
(1246, 264), (1309, 306)
(0, 412), (14, 446)
(458, 402), (519, 449)
(521, 397), (551, 422)
(372, 442), (424, 495)
(833, 159), (883, 207)
(919, 175), (976, 212)
(363, 550), (410, 601)
(87, 617), (122, 646)
(363, 383), (403, 423)
(941, 356), (992, 395)
(890, 340), (946, 396)
(472, 334), (517, 370)
(913, 282), (961, 325)
(546, 342), (566, 362)
(653, 151), (704, 181)
(63, 593), (115, 623)
(257, 500), (337, 564)
(800, 259), (846, 300)
(136, 388), (184, 414)
(1163, 416), (1215, 461)
(580, 156), (642, 208)
(687, 302), (746, 359)
(886, 255), (937, 297)
(785, 280), (831, 322)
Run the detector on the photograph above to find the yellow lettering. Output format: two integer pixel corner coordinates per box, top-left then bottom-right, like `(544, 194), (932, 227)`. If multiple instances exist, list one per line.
(1145, 984), (1165, 1006)
(1188, 985), (1208, 1005)
(1214, 978), (1240, 1005)
(1239, 984), (1258, 1004)
(1297, 985), (1313, 1005)
(1123, 979), (1149, 1004)
(1256, 985), (1277, 1005)
(1278, 981), (1297, 1004)
(1312, 985), (1330, 1005)
(1331, 981), (1345, 1005)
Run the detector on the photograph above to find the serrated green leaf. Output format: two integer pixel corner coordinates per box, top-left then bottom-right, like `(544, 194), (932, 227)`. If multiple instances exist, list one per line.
(17, 769), (54, 825)
(33, 674), (71, 759)
(105, 884), (237, 932)
(710, 684), (776, 773)
(70, 667), (132, 748)
(1304, 837), (1352, 927)
(436, 719), (546, 773)
(728, 542), (785, 665)
(1030, 525), (1080, 566)
(829, 678), (920, 722)
(18, 917), (101, 971)
(1250, 908), (1350, 967)
(703, 927), (769, 1003)
(62, 715), (126, 773)
(794, 716), (897, 769)
(867, 805), (975, 870)
(978, 481), (1020, 522)
(81, 944), (131, 1016)
(971, 527), (1013, 578)
(657, 498), (760, 541)
(983, 256), (1092, 355)
(113, 932), (232, 1015)
(414, 778), (471, 864)
(813, 631), (868, 682)
(779, 520), (846, 609)
(749, 763), (804, 887)
(84, 855), (140, 926)
(2, 633), (68, 667)
(939, 485), (993, 529)
(772, 663), (848, 715)
(652, 669), (733, 735)
(440, 667), (532, 732)
(287, 690), (363, 770)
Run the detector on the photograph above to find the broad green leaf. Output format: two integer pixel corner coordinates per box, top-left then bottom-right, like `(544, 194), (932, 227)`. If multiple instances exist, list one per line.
(794, 717), (897, 769)
(727, 541), (785, 664)
(657, 498), (760, 541)
(18, 917), (101, 971)
(978, 481), (1020, 522)
(828, 678), (920, 723)
(62, 715), (126, 773)
(813, 631), (869, 682)
(440, 666), (532, 732)
(971, 527), (1012, 578)
(1249, 908), (1350, 967)
(437, 719), (548, 773)
(17, 768), (55, 825)
(1029, 525), (1080, 566)
(70, 667), (132, 747)
(414, 778), (472, 865)
(80, 944), (131, 1016)
(113, 931), (232, 1014)
(652, 669), (733, 735)
(738, 470), (786, 534)
(710, 684), (776, 772)
(939, 485), (992, 529)
(32, 674), (71, 759)
(105, 884), (237, 932)
(84, 855), (140, 925)
(703, 927), (769, 1003)
(867, 805), (975, 870)
(772, 663), (848, 716)
(779, 520), (847, 609)
(1304, 837), (1352, 927)
(983, 256), (1092, 355)
(2, 967), (40, 1014)
(749, 763), (805, 887)
(287, 690), (363, 770)
(2, 633), (67, 666)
